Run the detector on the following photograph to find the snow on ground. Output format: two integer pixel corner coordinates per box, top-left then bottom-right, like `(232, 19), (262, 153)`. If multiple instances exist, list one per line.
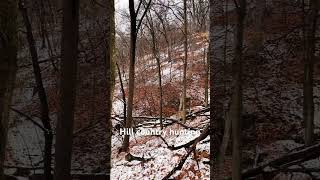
(6, 116), (44, 167)
(109, 34), (211, 179)
(111, 115), (210, 180)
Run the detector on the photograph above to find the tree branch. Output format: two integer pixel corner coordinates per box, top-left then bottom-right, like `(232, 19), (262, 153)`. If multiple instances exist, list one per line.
(10, 107), (47, 133)
(136, 0), (152, 34)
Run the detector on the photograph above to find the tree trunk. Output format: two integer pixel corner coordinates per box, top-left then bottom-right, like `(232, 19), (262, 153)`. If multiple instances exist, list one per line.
(304, 0), (318, 146)
(146, 14), (164, 129)
(105, 0), (115, 177)
(122, 0), (151, 152)
(0, 1), (18, 179)
(204, 48), (209, 108)
(19, 2), (53, 179)
(116, 62), (126, 126)
(209, 0), (225, 179)
(53, 0), (79, 179)
(181, 0), (188, 124)
(122, 0), (137, 152)
(156, 55), (163, 129)
(152, 9), (172, 82)
(231, 1), (246, 180)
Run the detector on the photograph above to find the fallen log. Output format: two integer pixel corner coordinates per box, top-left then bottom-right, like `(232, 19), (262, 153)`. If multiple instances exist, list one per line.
(125, 153), (153, 162)
(226, 143), (320, 179)
(186, 107), (210, 118)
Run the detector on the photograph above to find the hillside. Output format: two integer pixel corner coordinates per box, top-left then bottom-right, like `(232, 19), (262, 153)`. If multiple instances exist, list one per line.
(2, 0), (320, 180)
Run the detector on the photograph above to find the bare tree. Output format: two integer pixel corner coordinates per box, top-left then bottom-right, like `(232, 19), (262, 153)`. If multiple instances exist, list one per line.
(122, 0), (151, 152)
(115, 31), (129, 125)
(181, 0), (188, 123)
(53, 0), (79, 179)
(145, 11), (164, 129)
(19, 1), (53, 179)
(0, 1), (18, 179)
(189, 0), (209, 32)
(151, 2), (174, 81)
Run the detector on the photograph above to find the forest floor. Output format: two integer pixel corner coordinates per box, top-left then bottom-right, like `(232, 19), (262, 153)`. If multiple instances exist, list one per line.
(111, 108), (210, 179)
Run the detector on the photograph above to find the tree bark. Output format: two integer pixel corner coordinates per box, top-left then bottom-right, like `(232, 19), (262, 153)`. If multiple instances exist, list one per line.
(122, 0), (137, 152)
(0, 1), (18, 179)
(217, 112), (231, 180)
(19, 2), (53, 179)
(209, 0), (225, 179)
(53, 0), (79, 179)
(303, 0), (318, 146)
(230, 1), (246, 180)
(204, 48), (209, 108)
(105, 0), (115, 178)
(181, 0), (188, 124)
